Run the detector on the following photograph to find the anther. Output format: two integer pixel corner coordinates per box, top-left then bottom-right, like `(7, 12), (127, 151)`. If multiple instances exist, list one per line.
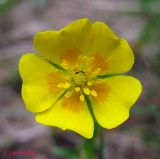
(83, 87), (90, 95)
(87, 57), (95, 65)
(63, 82), (71, 88)
(87, 81), (93, 86)
(80, 94), (85, 102)
(75, 87), (80, 92)
(91, 90), (97, 97)
(93, 68), (101, 74)
(61, 60), (69, 70)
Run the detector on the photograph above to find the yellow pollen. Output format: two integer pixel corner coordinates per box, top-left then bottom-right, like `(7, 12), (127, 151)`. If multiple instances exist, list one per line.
(75, 87), (80, 92)
(93, 68), (101, 74)
(91, 90), (97, 97)
(64, 82), (71, 88)
(87, 81), (93, 86)
(61, 60), (69, 70)
(83, 87), (90, 95)
(57, 83), (64, 88)
(80, 94), (84, 102)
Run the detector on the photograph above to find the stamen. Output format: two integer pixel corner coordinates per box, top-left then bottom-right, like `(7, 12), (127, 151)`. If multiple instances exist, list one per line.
(83, 87), (90, 95)
(80, 94), (84, 102)
(87, 57), (95, 65)
(75, 87), (80, 92)
(57, 83), (64, 88)
(93, 68), (101, 75)
(65, 91), (72, 98)
(61, 60), (69, 70)
(91, 90), (97, 97)
(87, 81), (93, 86)
(64, 82), (71, 88)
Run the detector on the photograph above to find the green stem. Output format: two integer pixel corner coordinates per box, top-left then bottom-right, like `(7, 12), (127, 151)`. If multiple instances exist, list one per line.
(99, 127), (104, 159)
(84, 95), (105, 159)
(84, 137), (95, 159)
(82, 122), (98, 159)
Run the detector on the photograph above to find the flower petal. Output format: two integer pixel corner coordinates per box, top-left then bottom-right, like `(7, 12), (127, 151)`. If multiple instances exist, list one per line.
(91, 75), (142, 129)
(89, 22), (134, 74)
(33, 18), (92, 64)
(19, 53), (66, 112)
(35, 92), (94, 139)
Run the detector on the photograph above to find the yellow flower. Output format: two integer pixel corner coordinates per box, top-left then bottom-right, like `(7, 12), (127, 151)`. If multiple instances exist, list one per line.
(19, 18), (142, 139)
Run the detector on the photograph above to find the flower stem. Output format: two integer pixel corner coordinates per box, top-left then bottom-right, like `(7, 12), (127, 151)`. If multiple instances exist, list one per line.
(99, 127), (105, 159)
(84, 137), (95, 159)
(82, 122), (98, 159)
(84, 96), (105, 159)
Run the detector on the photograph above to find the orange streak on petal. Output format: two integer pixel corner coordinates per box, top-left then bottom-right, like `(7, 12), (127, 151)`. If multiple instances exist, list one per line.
(48, 72), (67, 93)
(62, 92), (84, 113)
(88, 53), (108, 74)
(91, 81), (110, 103)
(60, 48), (81, 66)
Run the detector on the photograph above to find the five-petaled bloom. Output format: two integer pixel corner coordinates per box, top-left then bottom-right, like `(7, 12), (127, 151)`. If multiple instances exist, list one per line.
(19, 18), (142, 139)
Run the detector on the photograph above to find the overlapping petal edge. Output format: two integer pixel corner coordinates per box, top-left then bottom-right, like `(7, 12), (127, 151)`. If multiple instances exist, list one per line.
(19, 18), (142, 139)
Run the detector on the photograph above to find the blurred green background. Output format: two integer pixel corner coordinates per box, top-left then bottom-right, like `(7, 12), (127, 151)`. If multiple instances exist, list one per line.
(0, 0), (160, 159)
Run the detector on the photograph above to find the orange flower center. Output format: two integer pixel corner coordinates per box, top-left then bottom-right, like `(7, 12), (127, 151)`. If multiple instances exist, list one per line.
(55, 51), (107, 102)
